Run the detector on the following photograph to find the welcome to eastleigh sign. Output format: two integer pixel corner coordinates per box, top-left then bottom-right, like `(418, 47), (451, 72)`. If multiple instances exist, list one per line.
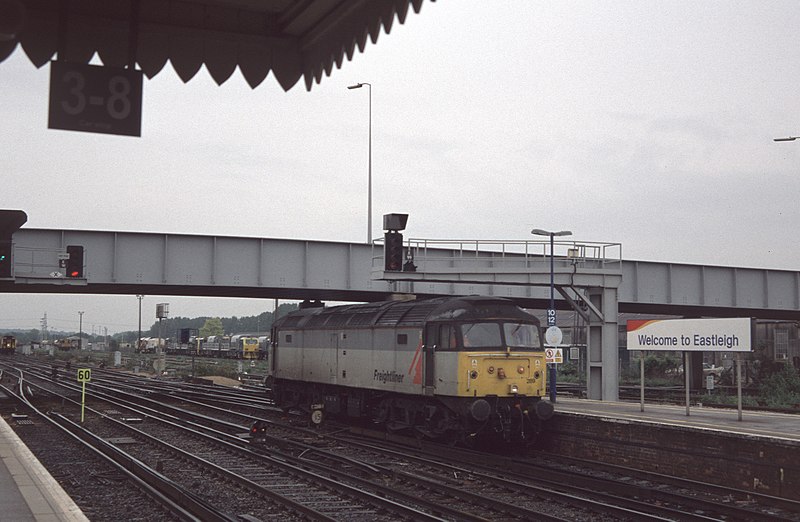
(626, 318), (753, 352)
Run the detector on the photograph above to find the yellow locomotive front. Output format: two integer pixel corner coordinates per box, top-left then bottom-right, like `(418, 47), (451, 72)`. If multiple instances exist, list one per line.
(461, 353), (546, 396)
(424, 307), (554, 442)
(457, 322), (547, 398)
(241, 337), (260, 359)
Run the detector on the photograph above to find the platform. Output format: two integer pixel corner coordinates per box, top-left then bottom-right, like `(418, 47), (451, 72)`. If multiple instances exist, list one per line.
(0, 412), (88, 522)
(553, 396), (800, 443)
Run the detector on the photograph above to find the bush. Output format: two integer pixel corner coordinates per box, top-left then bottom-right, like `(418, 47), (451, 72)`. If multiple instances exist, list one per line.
(557, 362), (580, 382)
(758, 364), (800, 408)
(702, 390), (759, 408)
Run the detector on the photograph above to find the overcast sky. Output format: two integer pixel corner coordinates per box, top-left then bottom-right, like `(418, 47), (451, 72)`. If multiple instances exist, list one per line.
(3, 1), (800, 334)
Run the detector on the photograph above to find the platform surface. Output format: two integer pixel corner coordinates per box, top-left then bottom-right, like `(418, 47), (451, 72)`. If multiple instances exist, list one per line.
(0, 413), (88, 522)
(553, 396), (800, 443)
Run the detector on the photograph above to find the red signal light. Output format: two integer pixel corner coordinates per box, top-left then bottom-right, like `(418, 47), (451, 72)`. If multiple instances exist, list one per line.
(66, 245), (84, 278)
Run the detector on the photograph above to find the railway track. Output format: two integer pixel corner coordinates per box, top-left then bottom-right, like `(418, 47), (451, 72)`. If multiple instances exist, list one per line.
(2, 357), (799, 521)
(0, 367), (210, 521)
(3, 365), (443, 521)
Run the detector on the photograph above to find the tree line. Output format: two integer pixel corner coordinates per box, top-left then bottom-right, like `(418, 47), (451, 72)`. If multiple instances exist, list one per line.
(136, 302), (299, 340)
(1, 303), (299, 346)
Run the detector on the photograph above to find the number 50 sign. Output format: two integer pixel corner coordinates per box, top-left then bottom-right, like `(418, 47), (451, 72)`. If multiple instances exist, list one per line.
(48, 61), (143, 137)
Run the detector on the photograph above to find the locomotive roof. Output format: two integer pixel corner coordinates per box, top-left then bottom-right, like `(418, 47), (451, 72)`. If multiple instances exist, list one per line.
(274, 296), (537, 330)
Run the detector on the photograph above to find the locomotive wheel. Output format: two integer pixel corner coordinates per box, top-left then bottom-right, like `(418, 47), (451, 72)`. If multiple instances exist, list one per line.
(310, 409), (324, 426)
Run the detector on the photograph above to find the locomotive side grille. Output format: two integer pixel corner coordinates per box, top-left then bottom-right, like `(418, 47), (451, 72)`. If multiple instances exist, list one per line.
(278, 315), (307, 328)
(397, 303), (440, 326)
(375, 303), (417, 326)
(346, 312), (379, 326)
(305, 314), (337, 327)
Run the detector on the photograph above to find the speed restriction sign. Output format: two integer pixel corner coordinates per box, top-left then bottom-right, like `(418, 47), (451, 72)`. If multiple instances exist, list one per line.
(77, 368), (91, 382)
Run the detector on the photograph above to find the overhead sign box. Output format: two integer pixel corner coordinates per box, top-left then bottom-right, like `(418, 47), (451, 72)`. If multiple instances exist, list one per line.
(48, 61), (143, 137)
(627, 318), (752, 352)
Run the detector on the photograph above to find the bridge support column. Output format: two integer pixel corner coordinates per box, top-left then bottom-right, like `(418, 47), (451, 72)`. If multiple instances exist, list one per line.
(586, 286), (619, 401)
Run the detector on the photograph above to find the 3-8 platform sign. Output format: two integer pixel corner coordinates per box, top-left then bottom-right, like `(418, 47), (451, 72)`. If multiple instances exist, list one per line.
(48, 61), (143, 137)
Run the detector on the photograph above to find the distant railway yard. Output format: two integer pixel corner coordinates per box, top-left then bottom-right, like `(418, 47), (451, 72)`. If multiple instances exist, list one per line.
(1, 354), (799, 521)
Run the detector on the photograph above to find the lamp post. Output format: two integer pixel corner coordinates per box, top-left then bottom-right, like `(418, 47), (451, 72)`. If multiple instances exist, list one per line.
(78, 311), (84, 350)
(531, 228), (573, 403)
(347, 82), (372, 244)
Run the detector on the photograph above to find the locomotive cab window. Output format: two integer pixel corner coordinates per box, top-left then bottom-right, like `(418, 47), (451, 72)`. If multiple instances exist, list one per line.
(397, 334), (408, 345)
(461, 322), (502, 348)
(285, 334), (293, 343)
(439, 324), (458, 350)
(460, 322), (542, 350)
(504, 323), (541, 349)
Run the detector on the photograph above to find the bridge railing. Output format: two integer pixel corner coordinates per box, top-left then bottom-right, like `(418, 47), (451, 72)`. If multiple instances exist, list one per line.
(373, 238), (623, 274)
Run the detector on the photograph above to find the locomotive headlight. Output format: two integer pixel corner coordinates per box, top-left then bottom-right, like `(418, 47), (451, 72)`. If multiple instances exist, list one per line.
(509, 384), (519, 394)
(533, 371), (541, 379)
(517, 365), (525, 374)
(487, 366), (495, 374)
(469, 370), (479, 379)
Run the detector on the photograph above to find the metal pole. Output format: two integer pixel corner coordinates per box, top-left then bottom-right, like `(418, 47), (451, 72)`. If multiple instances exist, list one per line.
(347, 82), (373, 244)
(78, 311), (83, 350)
(684, 351), (691, 416)
(137, 295), (143, 350)
(737, 353), (743, 421)
(80, 381), (86, 423)
(367, 83), (372, 244)
(640, 350), (645, 412)
(549, 233), (556, 403)
(549, 233), (555, 309)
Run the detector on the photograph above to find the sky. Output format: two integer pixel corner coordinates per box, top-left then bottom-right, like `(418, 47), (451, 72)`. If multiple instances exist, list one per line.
(3, 0), (800, 334)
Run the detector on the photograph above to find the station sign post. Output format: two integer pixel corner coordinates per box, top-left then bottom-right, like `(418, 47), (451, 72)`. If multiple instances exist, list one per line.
(544, 324), (563, 403)
(627, 318), (753, 420)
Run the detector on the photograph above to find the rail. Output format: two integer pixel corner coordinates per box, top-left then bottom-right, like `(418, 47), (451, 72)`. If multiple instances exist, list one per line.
(373, 238), (622, 274)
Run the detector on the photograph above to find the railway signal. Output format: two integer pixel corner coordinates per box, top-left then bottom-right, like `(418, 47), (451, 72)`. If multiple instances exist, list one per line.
(384, 231), (404, 271)
(66, 245), (84, 278)
(383, 213), (408, 272)
(0, 210), (26, 279)
(0, 241), (11, 278)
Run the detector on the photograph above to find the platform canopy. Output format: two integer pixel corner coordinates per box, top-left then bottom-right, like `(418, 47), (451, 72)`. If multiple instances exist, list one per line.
(0, 0), (433, 90)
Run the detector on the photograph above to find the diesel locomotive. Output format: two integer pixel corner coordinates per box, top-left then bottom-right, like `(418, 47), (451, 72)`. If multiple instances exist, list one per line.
(0, 335), (16, 355)
(266, 296), (554, 444)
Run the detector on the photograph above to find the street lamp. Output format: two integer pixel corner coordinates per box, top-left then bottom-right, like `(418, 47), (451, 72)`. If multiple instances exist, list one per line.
(347, 82), (372, 243)
(78, 311), (84, 350)
(774, 136), (800, 141)
(531, 228), (573, 403)
(531, 229), (573, 311)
